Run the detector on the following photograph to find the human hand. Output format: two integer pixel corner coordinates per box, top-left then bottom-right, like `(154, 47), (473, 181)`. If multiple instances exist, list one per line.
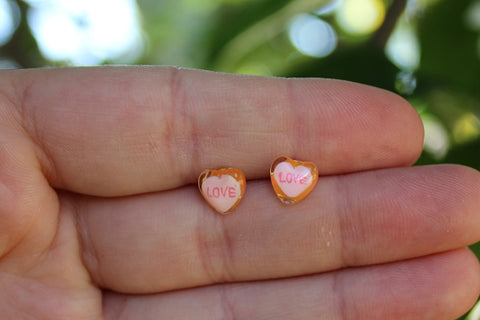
(0, 67), (479, 319)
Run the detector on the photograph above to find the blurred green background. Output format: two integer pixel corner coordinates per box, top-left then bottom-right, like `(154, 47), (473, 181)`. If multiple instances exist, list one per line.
(1, 0), (480, 318)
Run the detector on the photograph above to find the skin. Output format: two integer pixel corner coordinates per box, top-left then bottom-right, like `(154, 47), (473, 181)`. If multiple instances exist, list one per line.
(0, 66), (479, 319)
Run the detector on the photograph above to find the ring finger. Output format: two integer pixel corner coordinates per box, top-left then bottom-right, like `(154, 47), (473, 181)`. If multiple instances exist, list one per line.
(69, 164), (480, 294)
(103, 249), (480, 320)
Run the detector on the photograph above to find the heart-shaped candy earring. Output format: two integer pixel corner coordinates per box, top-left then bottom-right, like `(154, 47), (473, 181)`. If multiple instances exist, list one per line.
(270, 156), (318, 205)
(198, 168), (246, 214)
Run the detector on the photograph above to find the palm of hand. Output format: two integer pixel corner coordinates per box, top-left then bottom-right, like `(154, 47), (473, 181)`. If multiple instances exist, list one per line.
(0, 67), (479, 320)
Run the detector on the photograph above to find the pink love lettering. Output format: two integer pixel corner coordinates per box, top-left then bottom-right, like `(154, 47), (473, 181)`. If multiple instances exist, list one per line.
(273, 162), (313, 198)
(206, 186), (237, 199)
(201, 174), (242, 213)
(277, 172), (309, 185)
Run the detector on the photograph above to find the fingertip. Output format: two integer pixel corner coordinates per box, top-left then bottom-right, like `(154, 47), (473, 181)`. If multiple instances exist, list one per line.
(301, 79), (425, 171)
(343, 249), (480, 320)
(385, 91), (425, 166)
(441, 248), (480, 319)
(358, 84), (424, 167)
(426, 165), (480, 244)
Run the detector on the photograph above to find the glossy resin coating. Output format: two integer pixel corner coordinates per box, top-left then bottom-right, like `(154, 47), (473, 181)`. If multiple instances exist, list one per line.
(198, 168), (246, 214)
(270, 156), (318, 205)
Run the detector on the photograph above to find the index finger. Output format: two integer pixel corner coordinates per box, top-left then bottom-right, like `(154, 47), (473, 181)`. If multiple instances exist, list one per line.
(1, 66), (423, 196)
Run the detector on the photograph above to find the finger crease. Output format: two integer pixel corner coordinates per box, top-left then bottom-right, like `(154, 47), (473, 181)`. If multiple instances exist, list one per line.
(218, 285), (237, 320)
(72, 197), (104, 288)
(166, 66), (200, 185)
(334, 178), (350, 268)
(196, 211), (235, 284)
(332, 272), (349, 320)
(219, 217), (236, 282)
(103, 292), (129, 320)
(15, 79), (59, 187)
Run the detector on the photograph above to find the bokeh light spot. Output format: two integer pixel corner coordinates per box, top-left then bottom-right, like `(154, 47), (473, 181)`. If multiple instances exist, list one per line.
(395, 71), (417, 95)
(466, 300), (480, 320)
(422, 113), (449, 160)
(0, 58), (19, 69)
(465, 0), (480, 31)
(336, 0), (386, 35)
(315, 0), (340, 16)
(477, 35), (480, 61)
(386, 23), (420, 71)
(0, 0), (20, 46)
(26, 0), (144, 65)
(453, 113), (480, 143)
(288, 14), (337, 58)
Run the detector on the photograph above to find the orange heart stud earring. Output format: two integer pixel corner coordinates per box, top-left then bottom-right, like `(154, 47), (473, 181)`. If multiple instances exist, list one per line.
(270, 156), (318, 205)
(198, 168), (246, 214)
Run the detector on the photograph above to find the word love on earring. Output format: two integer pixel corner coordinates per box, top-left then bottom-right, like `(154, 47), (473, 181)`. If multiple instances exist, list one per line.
(270, 156), (318, 205)
(198, 168), (246, 214)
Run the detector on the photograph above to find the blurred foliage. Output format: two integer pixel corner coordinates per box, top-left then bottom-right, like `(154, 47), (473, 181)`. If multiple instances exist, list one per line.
(1, 0), (480, 318)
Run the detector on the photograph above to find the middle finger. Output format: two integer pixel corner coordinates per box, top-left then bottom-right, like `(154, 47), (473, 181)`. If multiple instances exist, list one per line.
(70, 165), (480, 294)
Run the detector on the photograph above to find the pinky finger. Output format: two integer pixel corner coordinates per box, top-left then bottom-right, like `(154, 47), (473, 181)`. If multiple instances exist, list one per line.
(103, 249), (480, 320)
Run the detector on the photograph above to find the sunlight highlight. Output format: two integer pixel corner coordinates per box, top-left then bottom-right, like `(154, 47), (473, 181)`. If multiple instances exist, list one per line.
(453, 113), (480, 144)
(0, 0), (19, 46)
(386, 23), (420, 71)
(26, 0), (143, 65)
(336, 0), (385, 35)
(465, 0), (480, 31)
(422, 114), (449, 159)
(466, 298), (480, 320)
(315, 0), (340, 15)
(288, 14), (337, 58)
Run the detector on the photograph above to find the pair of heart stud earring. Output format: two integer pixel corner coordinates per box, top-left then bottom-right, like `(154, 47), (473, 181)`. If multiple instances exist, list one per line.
(198, 156), (318, 214)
